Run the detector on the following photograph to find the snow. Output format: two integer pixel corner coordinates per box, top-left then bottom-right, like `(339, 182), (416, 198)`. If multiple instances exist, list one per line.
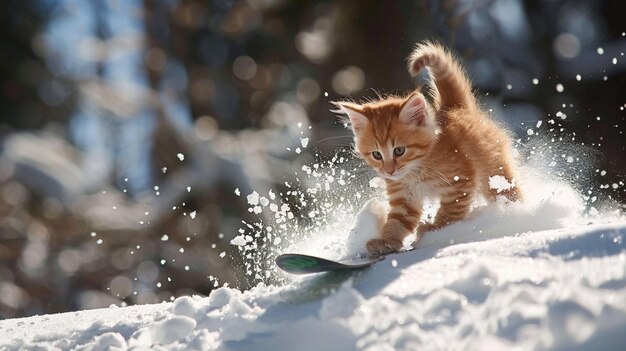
(230, 235), (247, 246)
(368, 177), (385, 188)
(488, 175), (514, 193)
(2, 220), (626, 350)
(259, 197), (270, 206)
(344, 199), (387, 257)
(246, 191), (259, 205)
(555, 83), (564, 93)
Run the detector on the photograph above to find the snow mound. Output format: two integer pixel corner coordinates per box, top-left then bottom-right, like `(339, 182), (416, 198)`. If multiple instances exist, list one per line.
(2, 222), (626, 350)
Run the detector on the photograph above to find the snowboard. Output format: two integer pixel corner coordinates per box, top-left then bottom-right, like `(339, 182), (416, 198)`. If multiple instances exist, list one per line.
(276, 248), (414, 275)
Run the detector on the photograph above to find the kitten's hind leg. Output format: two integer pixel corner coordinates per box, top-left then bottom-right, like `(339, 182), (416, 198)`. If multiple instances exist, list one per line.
(422, 186), (474, 234)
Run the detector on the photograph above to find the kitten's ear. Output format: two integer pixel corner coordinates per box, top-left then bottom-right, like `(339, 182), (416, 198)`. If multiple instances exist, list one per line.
(331, 102), (369, 131)
(399, 93), (430, 127)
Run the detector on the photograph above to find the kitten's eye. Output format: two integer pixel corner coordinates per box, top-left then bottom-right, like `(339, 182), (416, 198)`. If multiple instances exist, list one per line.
(394, 147), (406, 157)
(372, 151), (383, 160)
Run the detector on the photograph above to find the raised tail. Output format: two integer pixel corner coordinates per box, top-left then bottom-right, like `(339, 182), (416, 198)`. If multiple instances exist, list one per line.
(407, 41), (474, 111)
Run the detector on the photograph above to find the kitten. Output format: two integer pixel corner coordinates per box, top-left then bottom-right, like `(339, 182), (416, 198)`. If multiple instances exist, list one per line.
(333, 41), (521, 255)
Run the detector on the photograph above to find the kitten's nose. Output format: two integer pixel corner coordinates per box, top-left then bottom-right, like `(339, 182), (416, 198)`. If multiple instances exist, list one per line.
(384, 164), (395, 175)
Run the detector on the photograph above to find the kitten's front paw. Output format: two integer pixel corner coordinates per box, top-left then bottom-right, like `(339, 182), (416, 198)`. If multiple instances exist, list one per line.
(367, 238), (403, 256)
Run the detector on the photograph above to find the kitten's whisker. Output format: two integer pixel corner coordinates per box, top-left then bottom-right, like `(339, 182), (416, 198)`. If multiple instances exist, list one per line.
(419, 167), (452, 187)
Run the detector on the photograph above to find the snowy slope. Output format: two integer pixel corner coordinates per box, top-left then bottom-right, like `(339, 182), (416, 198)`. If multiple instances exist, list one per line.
(2, 220), (626, 350)
(2, 129), (625, 350)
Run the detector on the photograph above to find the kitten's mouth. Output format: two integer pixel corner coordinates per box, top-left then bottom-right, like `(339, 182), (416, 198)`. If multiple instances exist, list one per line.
(380, 169), (408, 181)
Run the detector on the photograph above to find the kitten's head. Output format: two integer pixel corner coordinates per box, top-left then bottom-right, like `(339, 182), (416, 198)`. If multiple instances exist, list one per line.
(333, 92), (438, 181)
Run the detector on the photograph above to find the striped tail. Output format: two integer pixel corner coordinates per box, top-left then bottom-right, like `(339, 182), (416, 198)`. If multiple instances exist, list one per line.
(407, 41), (474, 111)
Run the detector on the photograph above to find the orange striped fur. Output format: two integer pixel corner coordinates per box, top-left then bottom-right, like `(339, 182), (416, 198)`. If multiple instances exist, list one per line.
(333, 41), (521, 255)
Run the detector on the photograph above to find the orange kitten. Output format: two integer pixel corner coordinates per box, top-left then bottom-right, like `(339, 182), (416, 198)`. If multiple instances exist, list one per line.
(333, 41), (521, 255)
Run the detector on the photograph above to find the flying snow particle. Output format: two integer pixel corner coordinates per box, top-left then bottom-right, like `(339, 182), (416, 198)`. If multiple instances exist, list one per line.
(268, 189), (276, 200)
(190, 211), (196, 219)
(369, 177), (386, 188)
(601, 170), (607, 176)
(324, 91), (329, 97)
(219, 252), (226, 258)
(247, 191), (260, 205)
(566, 156), (574, 163)
(597, 47), (604, 55)
(506, 84), (512, 90)
(391, 260), (398, 268)
(488, 175), (514, 193)
(613, 57), (618, 64)
(177, 153), (185, 161)
(96, 239), (103, 245)
(295, 147), (302, 154)
(576, 74), (581, 81)
(231, 235), (247, 246)
(536, 121), (542, 128)
(259, 197), (269, 206)
(453, 176), (460, 181)
(555, 83), (564, 93)
(187, 186), (191, 192)
(532, 78), (539, 85)
(90, 232), (97, 237)
(527, 129), (535, 136)
(301, 137), (309, 148)
(161, 234), (169, 241)
(234, 188), (240, 196)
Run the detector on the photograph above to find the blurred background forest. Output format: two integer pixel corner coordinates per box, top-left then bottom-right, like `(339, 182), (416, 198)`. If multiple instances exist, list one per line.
(0, 0), (624, 318)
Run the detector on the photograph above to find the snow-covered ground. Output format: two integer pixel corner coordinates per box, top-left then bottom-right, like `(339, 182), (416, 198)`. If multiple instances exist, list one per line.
(2, 217), (626, 350)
